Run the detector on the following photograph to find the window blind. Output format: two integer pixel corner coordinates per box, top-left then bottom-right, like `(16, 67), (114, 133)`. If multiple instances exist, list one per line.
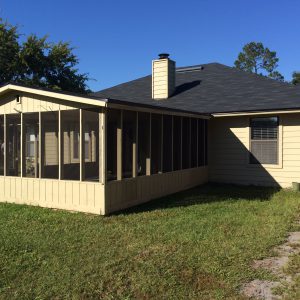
(250, 117), (278, 164)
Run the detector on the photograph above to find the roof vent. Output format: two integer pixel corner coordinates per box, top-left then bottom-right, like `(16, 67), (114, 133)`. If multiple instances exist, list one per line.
(176, 65), (204, 73)
(158, 53), (170, 60)
(16, 95), (21, 104)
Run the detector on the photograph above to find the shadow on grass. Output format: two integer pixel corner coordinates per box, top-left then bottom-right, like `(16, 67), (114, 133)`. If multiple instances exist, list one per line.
(112, 183), (281, 216)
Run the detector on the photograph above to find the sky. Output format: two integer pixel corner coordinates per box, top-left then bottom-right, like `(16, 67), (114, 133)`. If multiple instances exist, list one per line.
(1, 0), (300, 91)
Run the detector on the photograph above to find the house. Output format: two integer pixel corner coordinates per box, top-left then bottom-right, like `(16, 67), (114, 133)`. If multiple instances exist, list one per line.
(1, 53), (300, 215)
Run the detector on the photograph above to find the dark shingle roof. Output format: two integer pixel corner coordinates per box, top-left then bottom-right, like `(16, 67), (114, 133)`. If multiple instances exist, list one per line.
(92, 63), (300, 114)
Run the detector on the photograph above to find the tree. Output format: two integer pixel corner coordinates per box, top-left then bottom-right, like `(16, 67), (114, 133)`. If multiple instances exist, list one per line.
(0, 19), (20, 83)
(268, 71), (284, 82)
(234, 42), (284, 81)
(0, 19), (90, 93)
(292, 72), (300, 85)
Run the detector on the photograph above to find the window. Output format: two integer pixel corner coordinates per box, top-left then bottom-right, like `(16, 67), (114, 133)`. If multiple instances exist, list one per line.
(73, 127), (80, 160)
(250, 117), (279, 165)
(84, 131), (90, 160)
(26, 129), (35, 158)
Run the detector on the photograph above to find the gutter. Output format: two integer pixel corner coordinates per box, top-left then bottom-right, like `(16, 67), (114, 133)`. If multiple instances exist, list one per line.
(212, 107), (300, 117)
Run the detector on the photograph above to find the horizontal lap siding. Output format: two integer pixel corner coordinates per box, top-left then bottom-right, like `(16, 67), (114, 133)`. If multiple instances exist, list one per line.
(44, 130), (58, 165)
(209, 114), (300, 188)
(106, 167), (208, 214)
(0, 177), (105, 214)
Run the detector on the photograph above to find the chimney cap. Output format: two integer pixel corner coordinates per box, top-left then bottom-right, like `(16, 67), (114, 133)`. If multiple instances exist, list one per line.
(158, 53), (170, 59)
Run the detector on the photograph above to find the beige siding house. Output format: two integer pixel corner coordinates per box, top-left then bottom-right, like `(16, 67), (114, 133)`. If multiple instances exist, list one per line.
(209, 113), (300, 188)
(1, 53), (300, 214)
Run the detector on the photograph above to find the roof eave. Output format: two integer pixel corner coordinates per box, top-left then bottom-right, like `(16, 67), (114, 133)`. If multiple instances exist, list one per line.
(212, 107), (300, 117)
(0, 84), (108, 107)
(105, 97), (211, 118)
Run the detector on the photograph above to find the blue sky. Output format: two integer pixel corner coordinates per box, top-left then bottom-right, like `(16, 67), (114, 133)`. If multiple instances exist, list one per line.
(1, 0), (300, 91)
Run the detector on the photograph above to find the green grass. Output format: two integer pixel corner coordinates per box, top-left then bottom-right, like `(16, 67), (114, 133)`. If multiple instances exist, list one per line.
(0, 184), (300, 299)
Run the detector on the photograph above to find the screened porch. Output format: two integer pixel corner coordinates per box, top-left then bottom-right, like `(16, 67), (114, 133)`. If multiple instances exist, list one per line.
(0, 109), (103, 182)
(106, 108), (208, 181)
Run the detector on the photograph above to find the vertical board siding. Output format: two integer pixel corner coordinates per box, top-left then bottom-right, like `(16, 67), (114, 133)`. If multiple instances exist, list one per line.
(0, 92), (105, 214)
(106, 167), (208, 214)
(209, 114), (300, 187)
(0, 177), (105, 214)
(0, 93), (84, 114)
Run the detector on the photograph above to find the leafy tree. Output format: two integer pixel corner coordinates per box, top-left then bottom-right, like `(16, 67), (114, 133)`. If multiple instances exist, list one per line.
(268, 71), (284, 82)
(292, 72), (300, 85)
(0, 19), (90, 93)
(234, 42), (284, 81)
(0, 19), (20, 83)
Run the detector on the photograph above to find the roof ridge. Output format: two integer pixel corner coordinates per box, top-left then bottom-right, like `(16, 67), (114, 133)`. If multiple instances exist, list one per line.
(176, 62), (223, 70)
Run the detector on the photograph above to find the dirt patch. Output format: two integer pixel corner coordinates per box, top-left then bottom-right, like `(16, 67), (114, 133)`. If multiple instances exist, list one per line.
(252, 256), (289, 276)
(241, 231), (300, 299)
(242, 280), (281, 300)
(287, 232), (300, 244)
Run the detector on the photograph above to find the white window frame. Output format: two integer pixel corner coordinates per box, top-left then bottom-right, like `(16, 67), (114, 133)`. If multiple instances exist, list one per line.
(246, 116), (283, 169)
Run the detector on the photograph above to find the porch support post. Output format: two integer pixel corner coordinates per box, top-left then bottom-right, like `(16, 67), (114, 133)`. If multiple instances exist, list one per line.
(171, 115), (174, 172)
(4, 114), (6, 176)
(132, 112), (138, 178)
(117, 110), (122, 180)
(99, 109), (105, 184)
(189, 118), (192, 168)
(146, 113), (151, 176)
(80, 109), (85, 181)
(20, 112), (24, 177)
(196, 119), (198, 167)
(180, 117), (183, 170)
(161, 115), (163, 173)
(204, 120), (207, 165)
(39, 111), (43, 178)
(34, 123), (38, 178)
(58, 109), (63, 180)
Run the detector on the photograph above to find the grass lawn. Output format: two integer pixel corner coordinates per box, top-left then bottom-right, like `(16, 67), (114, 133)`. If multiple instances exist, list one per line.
(0, 184), (300, 299)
